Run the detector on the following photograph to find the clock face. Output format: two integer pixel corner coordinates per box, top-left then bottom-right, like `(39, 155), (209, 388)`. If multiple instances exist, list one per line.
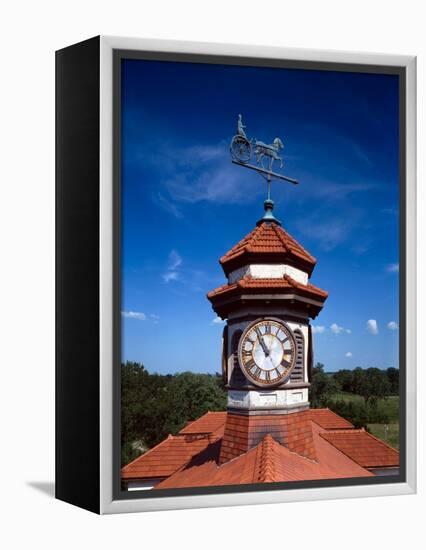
(238, 319), (296, 387)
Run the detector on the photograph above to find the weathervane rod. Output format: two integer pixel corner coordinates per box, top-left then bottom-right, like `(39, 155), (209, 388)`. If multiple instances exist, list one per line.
(230, 160), (299, 185)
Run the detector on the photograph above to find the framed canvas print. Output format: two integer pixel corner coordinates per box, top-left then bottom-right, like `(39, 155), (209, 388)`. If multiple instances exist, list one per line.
(55, 36), (416, 514)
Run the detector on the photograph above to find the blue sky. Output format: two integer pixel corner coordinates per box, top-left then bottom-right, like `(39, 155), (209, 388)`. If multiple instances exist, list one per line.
(120, 58), (399, 374)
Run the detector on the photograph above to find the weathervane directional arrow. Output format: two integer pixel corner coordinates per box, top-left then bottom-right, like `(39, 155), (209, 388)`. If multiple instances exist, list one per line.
(231, 159), (299, 185)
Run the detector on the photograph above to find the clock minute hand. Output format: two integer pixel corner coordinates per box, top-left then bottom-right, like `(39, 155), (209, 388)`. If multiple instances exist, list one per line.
(255, 327), (270, 356)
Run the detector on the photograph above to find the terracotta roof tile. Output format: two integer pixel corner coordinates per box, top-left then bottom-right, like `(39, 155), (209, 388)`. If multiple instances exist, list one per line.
(122, 410), (397, 488)
(156, 424), (373, 490)
(320, 429), (399, 468)
(306, 408), (354, 429)
(207, 274), (328, 301)
(179, 411), (227, 435)
(219, 222), (316, 276)
(122, 412), (225, 481)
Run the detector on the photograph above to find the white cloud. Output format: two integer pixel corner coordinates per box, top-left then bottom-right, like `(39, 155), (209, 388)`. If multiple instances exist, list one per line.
(162, 271), (179, 283)
(387, 321), (399, 331)
(386, 263), (399, 273)
(366, 319), (379, 335)
(212, 316), (225, 325)
(168, 250), (182, 270)
(121, 311), (146, 321)
(165, 164), (255, 205)
(330, 323), (344, 334)
(162, 250), (183, 283)
(149, 140), (261, 208)
(345, 352), (353, 358)
(156, 192), (183, 219)
(313, 323), (351, 335)
(150, 314), (160, 324)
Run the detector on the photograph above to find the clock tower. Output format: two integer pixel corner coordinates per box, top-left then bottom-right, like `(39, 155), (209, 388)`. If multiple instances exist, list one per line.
(207, 198), (328, 462)
(208, 199), (327, 412)
(207, 116), (328, 463)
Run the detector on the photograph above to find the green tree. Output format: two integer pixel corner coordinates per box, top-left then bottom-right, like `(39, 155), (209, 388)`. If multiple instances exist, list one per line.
(386, 367), (399, 395)
(310, 362), (340, 407)
(328, 399), (370, 428)
(350, 367), (367, 395)
(333, 369), (353, 392)
(120, 363), (227, 466)
(357, 367), (391, 404)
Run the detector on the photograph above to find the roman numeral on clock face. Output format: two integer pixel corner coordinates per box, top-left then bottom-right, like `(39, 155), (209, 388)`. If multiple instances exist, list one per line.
(253, 367), (262, 378)
(246, 359), (256, 371)
(281, 359), (292, 371)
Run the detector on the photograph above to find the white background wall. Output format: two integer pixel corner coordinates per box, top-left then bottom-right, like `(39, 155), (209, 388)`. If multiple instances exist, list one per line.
(0, 1), (424, 548)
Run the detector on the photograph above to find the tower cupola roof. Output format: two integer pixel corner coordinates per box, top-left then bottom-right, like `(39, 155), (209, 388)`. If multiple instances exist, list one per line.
(219, 221), (317, 277)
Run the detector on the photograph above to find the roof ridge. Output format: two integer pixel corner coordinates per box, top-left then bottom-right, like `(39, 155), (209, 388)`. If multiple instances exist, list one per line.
(219, 226), (260, 262)
(320, 428), (364, 435)
(283, 273), (298, 287)
(275, 224), (317, 263)
(245, 224), (263, 252)
(271, 222), (290, 252)
(257, 434), (277, 483)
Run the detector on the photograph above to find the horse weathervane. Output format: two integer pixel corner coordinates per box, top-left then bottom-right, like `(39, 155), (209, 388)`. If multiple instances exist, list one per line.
(230, 115), (299, 225)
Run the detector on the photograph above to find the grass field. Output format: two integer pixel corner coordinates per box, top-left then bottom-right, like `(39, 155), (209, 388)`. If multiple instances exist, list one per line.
(367, 423), (399, 450)
(333, 392), (399, 421)
(331, 392), (400, 449)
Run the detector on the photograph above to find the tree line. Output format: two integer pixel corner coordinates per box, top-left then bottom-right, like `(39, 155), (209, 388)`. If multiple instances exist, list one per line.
(310, 363), (399, 427)
(310, 364), (399, 405)
(121, 361), (398, 465)
(121, 362), (226, 466)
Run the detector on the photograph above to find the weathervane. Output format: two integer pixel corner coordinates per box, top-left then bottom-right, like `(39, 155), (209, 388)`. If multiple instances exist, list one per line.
(230, 115), (299, 225)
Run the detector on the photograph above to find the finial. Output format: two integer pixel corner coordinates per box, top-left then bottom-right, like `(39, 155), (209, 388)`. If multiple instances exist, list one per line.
(257, 199), (281, 226)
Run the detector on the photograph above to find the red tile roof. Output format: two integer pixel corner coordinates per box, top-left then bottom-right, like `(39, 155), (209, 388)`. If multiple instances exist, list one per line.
(219, 222), (316, 276)
(320, 429), (400, 468)
(207, 274), (328, 301)
(179, 411), (227, 435)
(306, 408), (354, 430)
(122, 410), (397, 487)
(156, 425), (372, 490)
(121, 432), (222, 480)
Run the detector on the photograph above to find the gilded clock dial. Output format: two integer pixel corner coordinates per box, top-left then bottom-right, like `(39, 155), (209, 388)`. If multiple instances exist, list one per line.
(238, 319), (296, 387)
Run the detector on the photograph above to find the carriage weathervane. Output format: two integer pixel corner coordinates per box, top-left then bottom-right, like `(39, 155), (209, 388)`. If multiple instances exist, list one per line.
(230, 115), (299, 225)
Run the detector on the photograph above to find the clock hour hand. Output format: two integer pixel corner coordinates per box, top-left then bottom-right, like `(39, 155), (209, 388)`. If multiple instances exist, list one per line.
(255, 327), (270, 356)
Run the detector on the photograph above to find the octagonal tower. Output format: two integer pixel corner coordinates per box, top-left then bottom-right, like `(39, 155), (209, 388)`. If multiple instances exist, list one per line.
(208, 202), (328, 416)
